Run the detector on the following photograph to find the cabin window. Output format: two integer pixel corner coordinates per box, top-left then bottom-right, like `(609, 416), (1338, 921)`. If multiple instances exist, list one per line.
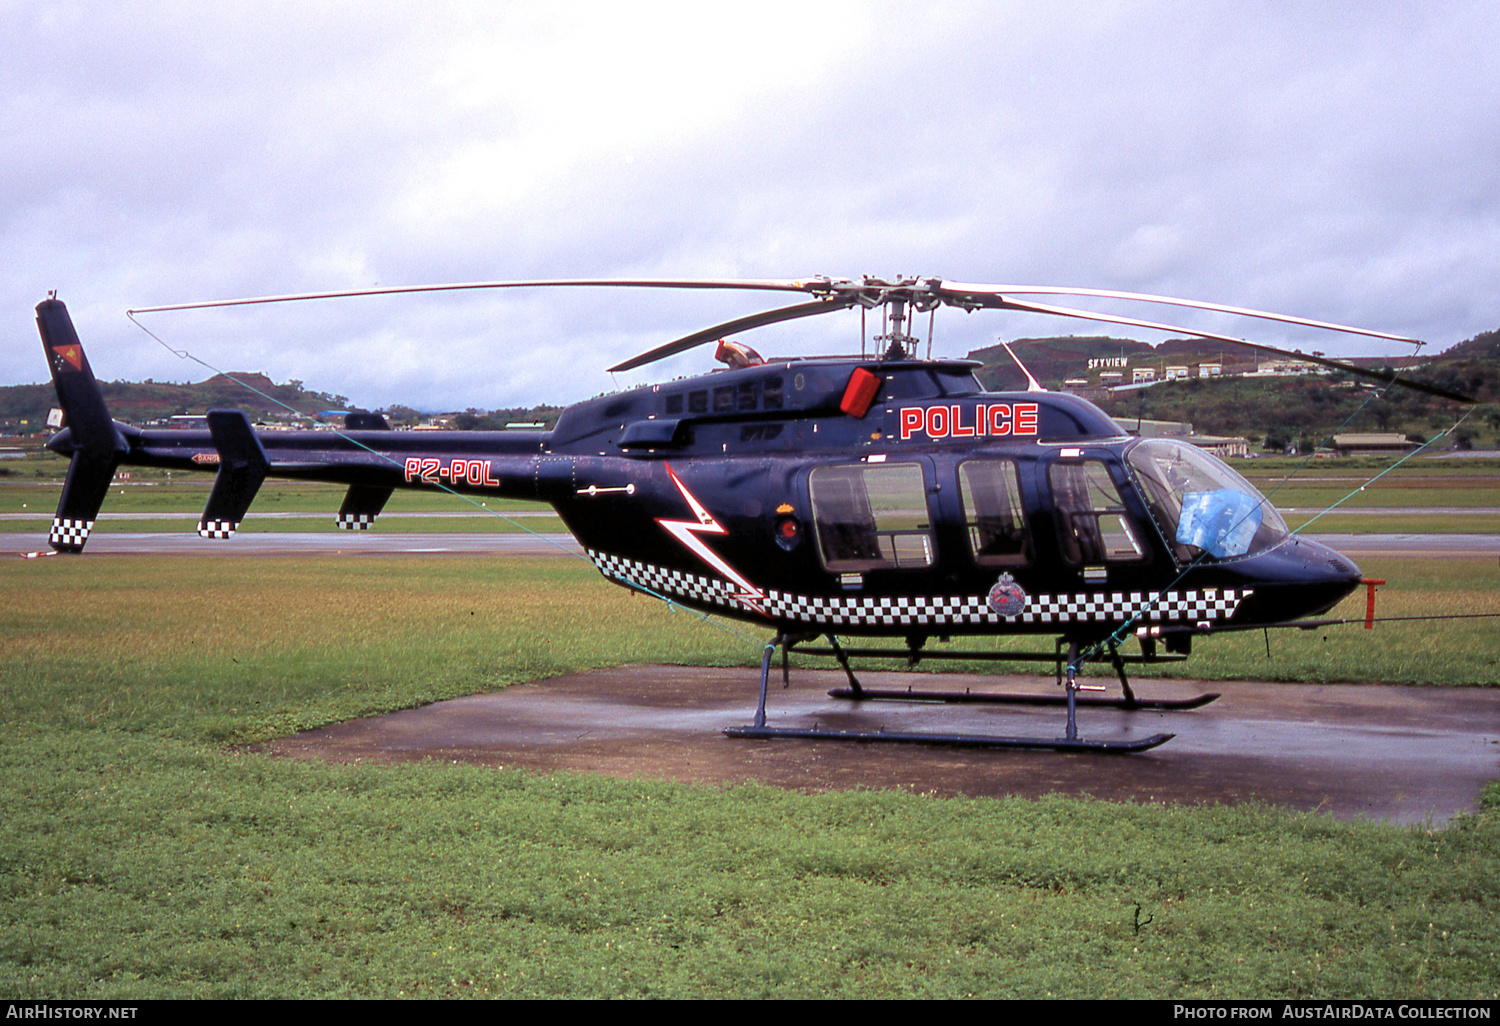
(713, 386), (734, 413)
(665, 394), (684, 415)
(688, 390), (708, 414)
(809, 463), (934, 572)
(1048, 459), (1145, 564)
(763, 376), (784, 409)
(737, 381), (758, 411)
(958, 459), (1030, 567)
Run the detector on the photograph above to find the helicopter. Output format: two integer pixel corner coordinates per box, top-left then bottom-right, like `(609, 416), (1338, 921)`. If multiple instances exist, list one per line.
(33, 276), (1477, 752)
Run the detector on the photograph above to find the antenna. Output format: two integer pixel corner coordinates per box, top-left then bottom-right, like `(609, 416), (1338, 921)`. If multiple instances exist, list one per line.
(1000, 341), (1047, 392)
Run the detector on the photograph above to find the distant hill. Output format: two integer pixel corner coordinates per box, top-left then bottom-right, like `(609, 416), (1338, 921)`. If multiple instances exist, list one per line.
(966, 335), (1257, 391)
(0, 373), (565, 434)
(1440, 328), (1500, 361)
(967, 328), (1500, 449)
(968, 328), (1499, 397)
(0, 373), (353, 433)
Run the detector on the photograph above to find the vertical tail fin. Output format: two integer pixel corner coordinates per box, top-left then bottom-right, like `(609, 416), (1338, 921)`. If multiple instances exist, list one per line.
(37, 298), (126, 552)
(198, 410), (269, 538)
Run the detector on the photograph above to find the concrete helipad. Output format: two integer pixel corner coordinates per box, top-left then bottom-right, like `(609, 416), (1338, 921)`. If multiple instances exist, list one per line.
(264, 666), (1500, 824)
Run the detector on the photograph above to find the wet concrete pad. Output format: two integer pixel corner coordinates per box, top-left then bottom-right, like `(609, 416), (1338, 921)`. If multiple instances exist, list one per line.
(264, 667), (1500, 824)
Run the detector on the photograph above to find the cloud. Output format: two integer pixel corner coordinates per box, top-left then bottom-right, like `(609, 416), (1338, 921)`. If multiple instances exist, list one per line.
(4, 1), (1497, 411)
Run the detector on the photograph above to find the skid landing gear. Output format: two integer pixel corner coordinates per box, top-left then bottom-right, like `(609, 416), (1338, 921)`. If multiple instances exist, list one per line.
(722, 634), (1181, 753)
(814, 635), (1218, 710)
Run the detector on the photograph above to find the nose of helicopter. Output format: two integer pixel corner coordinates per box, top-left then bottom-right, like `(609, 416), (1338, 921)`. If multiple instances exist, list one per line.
(1229, 534), (1364, 624)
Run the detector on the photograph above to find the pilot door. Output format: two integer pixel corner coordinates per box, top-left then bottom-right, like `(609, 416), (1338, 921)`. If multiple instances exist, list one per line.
(1039, 450), (1155, 587)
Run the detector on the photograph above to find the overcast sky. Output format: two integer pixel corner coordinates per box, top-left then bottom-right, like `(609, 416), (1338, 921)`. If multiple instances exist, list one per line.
(4, 1), (1497, 412)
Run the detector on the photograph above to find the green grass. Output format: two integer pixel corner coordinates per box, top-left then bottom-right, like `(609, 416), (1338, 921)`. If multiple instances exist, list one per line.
(1288, 514), (1500, 534)
(1139, 555), (1500, 686)
(1, 555), (1498, 998)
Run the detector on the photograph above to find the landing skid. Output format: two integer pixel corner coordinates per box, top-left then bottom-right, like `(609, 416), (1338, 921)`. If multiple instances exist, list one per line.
(799, 633), (1216, 711)
(725, 723), (1175, 753)
(724, 633), (1181, 754)
(826, 688), (1219, 711)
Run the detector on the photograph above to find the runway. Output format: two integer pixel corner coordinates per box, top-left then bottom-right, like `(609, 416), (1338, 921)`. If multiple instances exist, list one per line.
(7, 530), (1497, 558)
(263, 666), (1500, 825)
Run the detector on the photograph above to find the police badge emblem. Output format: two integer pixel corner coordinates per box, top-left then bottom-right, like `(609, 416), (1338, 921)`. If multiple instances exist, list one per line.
(987, 572), (1028, 617)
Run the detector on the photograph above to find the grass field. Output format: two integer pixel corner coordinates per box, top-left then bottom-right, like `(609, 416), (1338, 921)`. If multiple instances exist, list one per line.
(1, 552), (1497, 998)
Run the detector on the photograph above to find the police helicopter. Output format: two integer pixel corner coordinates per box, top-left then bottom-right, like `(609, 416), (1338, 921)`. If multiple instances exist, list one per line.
(33, 277), (1477, 752)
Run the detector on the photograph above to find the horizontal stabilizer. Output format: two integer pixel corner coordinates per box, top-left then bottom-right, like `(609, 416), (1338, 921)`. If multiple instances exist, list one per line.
(199, 410), (270, 539)
(344, 412), (390, 430)
(337, 484), (394, 530)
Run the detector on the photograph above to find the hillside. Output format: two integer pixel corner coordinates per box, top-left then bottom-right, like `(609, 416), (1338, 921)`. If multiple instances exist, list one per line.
(968, 335), (1260, 391)
(968, 328), (1500, 450)
(0, 373), (354, 434)
(0, 373), (564, 435)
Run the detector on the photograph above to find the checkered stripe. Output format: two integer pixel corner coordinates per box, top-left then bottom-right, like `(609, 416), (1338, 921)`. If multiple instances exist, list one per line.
(198, 519), (237, 539)
(337, 513), (376, 530)
(762, 591), (997, 627)
(1015, 590), (1248, 624)
(588, 550), (1249, 627)
(589, 550), (747, 609)
(49, 517), (92, 551)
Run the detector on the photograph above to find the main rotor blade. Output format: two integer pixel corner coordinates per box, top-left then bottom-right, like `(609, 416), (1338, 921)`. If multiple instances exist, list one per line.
(127, 278), (821, 315)
(608, 297), (858, 373)
(993, 296), (1476, 404)
(991, 295), (1253, 346)
(939, 282), (1421, 345)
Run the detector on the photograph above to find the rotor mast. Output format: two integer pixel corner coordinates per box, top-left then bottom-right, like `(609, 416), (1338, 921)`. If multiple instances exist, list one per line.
(874, 296), (915, 359)
(857, 276), (942, 361)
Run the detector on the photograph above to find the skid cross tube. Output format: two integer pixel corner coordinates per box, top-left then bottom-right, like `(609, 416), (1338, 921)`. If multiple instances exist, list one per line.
(724, 634), (1178, 753)
(787, 635), (1212, 711)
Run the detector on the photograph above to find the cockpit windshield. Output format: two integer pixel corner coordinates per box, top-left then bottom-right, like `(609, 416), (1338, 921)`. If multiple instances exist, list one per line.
(1126, 439), (1289, 562)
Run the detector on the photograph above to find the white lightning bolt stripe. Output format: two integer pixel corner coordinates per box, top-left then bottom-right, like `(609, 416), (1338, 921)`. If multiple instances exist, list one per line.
(658, 464), (769, 617)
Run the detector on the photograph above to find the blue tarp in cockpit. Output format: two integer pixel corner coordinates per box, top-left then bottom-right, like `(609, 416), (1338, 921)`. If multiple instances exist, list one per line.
(1176, 489), (1263, 558)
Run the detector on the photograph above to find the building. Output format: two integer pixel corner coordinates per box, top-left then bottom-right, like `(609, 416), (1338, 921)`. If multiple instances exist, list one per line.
(1190, 435), (1251, 458)
(1123, 418), (1251, 458)
(1251, 359), (1323, 377)
(1328, 433), (1419, 456)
